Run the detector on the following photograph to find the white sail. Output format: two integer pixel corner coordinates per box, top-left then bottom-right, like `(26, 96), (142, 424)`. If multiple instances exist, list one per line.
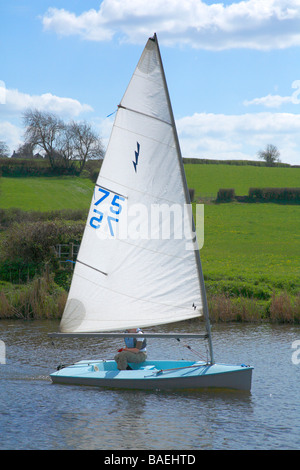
(60, 34), (203, 333)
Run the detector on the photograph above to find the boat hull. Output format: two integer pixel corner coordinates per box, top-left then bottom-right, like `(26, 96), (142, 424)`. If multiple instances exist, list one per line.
(50, 360), (253, 391)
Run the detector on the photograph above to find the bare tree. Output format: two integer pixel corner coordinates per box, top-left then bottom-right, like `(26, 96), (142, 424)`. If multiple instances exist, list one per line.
(23, 109), (65, 169)
(68, 120), (104, 172)
(0, 141), (10, 158)
(23, 109), (103, 173)
(257, 144), (281, 166)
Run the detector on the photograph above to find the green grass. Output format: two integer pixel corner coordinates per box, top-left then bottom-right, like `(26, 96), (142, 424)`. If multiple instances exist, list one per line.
(0, 166), (299, 321)
(185, 164), (300, 199)
(199, 203), (300, 291)
(198, 200), (300, 322)
(0, 171), (299, 289)
(186, 165), (300, 295)
(1, 166), (299, 210)
(0, 177), (94, 211)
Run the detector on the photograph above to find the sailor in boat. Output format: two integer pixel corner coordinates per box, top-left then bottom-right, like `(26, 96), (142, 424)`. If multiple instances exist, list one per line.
(114, 328), (147, 370)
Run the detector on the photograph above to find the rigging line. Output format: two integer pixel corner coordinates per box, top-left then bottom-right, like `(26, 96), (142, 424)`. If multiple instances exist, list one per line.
(176, 338), (208, 362)
(118, 104), (172, 127)
(106, 109), (117, 118)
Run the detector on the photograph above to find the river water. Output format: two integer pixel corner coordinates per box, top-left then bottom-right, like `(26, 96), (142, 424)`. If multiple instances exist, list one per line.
(0, 319), (299, 450)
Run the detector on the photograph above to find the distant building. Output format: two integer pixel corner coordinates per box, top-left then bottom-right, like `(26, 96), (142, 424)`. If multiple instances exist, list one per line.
(11, 150), (44, 159)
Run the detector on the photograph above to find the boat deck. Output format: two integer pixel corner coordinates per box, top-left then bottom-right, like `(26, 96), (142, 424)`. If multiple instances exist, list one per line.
(50, 360), (253, 391)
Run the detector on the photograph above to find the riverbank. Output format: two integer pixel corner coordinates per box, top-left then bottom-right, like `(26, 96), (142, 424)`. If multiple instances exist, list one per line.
(0, 272), (299, 324)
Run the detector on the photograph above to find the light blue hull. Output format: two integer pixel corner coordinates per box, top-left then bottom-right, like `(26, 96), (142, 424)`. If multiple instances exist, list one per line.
(50, 360), (253, 391)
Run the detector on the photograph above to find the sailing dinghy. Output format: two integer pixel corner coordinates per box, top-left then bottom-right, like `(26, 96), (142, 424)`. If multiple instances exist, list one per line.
(49, 34), (253, 391)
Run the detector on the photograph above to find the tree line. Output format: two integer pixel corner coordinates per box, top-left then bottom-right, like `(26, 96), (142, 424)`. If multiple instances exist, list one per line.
(0, 110), (294, 170)
(0, 109), (104, 175)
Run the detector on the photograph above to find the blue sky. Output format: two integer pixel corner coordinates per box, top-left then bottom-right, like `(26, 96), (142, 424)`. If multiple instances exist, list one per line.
(1, 0), (300, 165)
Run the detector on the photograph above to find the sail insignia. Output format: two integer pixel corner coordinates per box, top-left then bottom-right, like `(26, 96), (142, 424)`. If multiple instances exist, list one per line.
(132, 142), (140, 173)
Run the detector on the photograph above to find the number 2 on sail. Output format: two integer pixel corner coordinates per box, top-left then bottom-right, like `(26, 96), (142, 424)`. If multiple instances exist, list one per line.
(89, 187), (125, 236)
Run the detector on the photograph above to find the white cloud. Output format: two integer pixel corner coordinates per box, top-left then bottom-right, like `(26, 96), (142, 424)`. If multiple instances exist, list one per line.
(0, 121), (23, 155)
(0, 88), (93, 154)
(2, 109), (300, 164)
(176, 111), (300, 164)
(244, 80), (300, 107)
(42, 0), (300, 50)
(2, 88), (93, 117)
(77, 111), (300, 165)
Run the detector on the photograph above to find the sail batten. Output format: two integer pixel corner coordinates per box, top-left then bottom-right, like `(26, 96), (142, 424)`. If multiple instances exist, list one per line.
(76, 260), (107, 276)
(59, 34), (204, 334)
(118, 104), (173, 127)
(95, 183), (127, 199)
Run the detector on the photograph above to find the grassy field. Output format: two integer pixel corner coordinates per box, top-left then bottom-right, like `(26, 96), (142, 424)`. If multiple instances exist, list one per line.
(0, 165), (299, 210)
(185, 164), (300, 199)
(0, 169), (299, 287)
(0, 176), (94, 211)
(0, 165), (299, 322)
(200, 203), (299, 288)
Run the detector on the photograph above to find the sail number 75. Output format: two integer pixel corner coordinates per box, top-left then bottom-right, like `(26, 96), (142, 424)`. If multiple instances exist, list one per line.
(89, 187), (125, 237)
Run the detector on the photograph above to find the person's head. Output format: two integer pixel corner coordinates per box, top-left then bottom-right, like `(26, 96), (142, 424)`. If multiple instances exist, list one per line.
(127, 328), (138, 333)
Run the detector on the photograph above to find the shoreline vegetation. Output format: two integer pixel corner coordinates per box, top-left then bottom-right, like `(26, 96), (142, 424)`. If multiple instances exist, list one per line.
(0, 271), (299, 324)
(0, 161), (299, 325)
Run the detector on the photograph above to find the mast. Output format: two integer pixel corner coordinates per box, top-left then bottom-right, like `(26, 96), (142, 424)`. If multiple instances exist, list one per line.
(153, 34), (214, 364)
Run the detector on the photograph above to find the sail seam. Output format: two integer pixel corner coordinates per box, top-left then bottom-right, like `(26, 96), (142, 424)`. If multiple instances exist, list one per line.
(99, 175), (182, 205)
(110, 237), (196, 261)
(73, 271), (202, 313)
(113, 122), (176, 151)
(118, 104), (172, 127)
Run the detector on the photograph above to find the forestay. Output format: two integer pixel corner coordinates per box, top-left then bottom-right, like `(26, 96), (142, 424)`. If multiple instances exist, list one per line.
(60, 35), (204, 333)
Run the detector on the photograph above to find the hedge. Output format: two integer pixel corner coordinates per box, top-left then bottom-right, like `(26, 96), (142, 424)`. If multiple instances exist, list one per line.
(216, 187), (300, 203)
(216, 188), (236, 202)
(248, 187), (300, 203)
(0, 158), (102, 178)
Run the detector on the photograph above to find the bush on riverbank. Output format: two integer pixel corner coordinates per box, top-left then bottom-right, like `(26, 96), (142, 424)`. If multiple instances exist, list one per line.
(0, 219), (84, 285)
(1, 220), (84, 265)
(207, 291), (300, 324)
(0, 272), (66, 320)
(268, 291), (300, 324)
